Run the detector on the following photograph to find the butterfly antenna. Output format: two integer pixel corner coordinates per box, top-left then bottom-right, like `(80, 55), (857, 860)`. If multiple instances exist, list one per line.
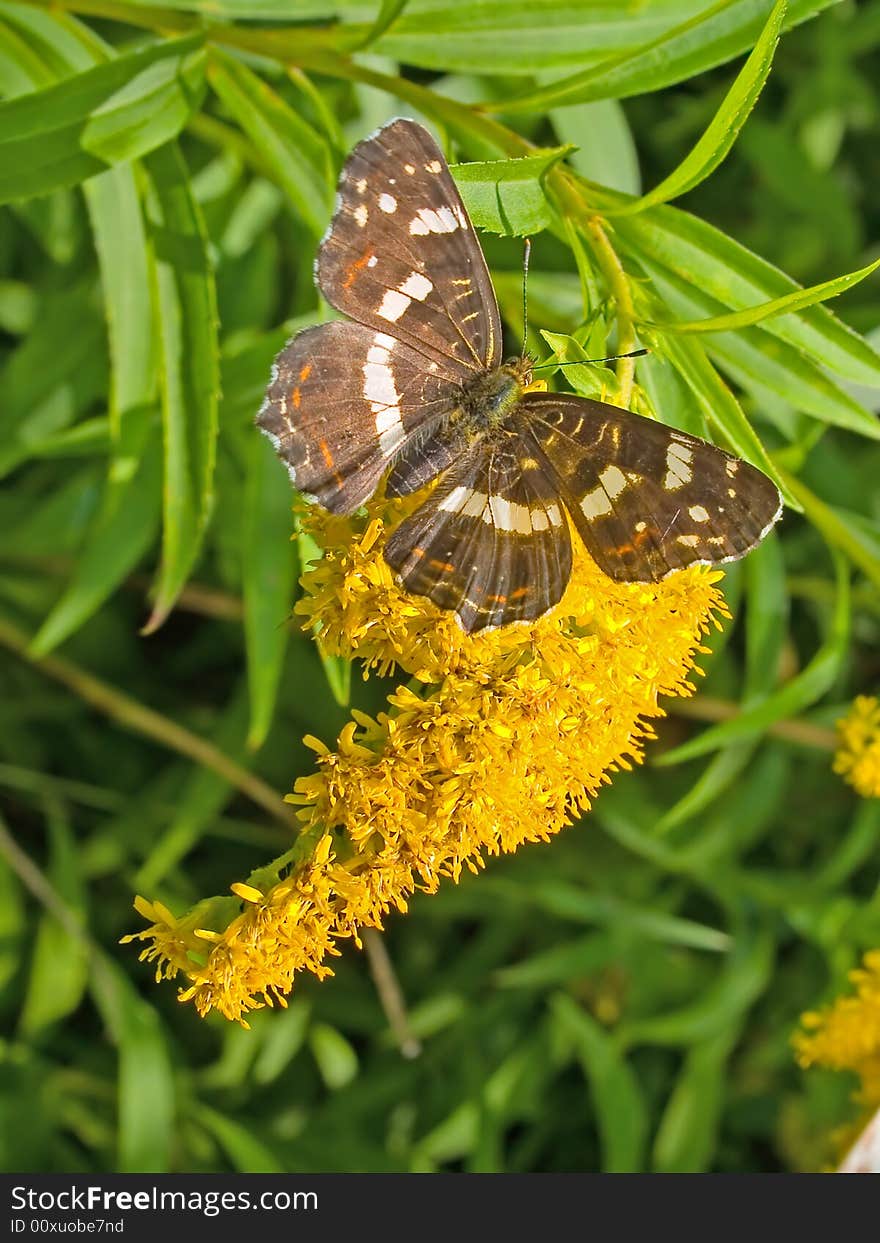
(534, 348), (649, 371)
(521, 237), (531, 357)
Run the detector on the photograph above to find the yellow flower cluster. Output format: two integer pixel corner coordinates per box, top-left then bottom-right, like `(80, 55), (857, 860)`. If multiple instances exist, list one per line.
(795, 950), (880, 1113)
(834, 696), (880, 800)
(127, 494), (728, 1023)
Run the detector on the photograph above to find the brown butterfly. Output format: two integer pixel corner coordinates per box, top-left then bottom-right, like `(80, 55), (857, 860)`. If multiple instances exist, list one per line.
(257, 119), (782, 633)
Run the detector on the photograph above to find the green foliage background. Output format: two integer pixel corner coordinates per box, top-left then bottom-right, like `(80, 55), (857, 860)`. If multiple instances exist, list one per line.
(1, 0), (879, 1174)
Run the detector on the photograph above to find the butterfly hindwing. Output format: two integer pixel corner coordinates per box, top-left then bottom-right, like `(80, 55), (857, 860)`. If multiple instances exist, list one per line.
(257, 320), (460, 514)
(521, 393), (782, 582)
(384, 431), (572, 632)
(317, 118), (501, 376)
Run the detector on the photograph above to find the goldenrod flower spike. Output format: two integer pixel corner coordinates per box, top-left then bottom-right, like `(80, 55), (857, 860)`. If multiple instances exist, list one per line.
(126, 496), (729, 1023)
(833, 696), (880, 799)
(795, 950), (880, 1166)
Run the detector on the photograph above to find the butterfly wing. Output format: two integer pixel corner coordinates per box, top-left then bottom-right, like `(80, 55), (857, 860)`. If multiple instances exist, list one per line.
(317, 118), (502, 376)
(384, 431), (572, 632)
(257, 321), (462, 514)
(520, 393), (782, 581)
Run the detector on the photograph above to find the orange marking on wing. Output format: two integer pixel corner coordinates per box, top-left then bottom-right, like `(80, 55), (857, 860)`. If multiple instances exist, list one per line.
(318, 439), (334, 469)
(510, 586), (531, 600)
(411, 547), (426, 558)
(343, 250), (374, 289)
(428, 558), (456, 573)
(292, 387), (301, 409)
(487, 593), (508, 604)
(299, 363), (312, 382)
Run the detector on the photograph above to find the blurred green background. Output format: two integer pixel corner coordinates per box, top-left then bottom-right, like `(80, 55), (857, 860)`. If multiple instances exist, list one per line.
(1, 0), (879, 1173)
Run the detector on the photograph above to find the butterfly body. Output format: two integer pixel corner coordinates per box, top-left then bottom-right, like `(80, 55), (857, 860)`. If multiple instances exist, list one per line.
(258, 118), (782, 633)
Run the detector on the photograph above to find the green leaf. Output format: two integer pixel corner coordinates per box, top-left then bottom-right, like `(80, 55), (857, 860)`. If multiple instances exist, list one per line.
(499, 0), (834, 109)
(613, 199), (880, 388)
(658, 552), (849, 764)
(452, 148), (570, 236)
(356, 0), (410, 49)
(295, 520), (352, 707)
(30, 412), (162, 656)
(550, 98), (641, 196)
(521, 880), (731, 952)
(309, 1022), (359, 1090)
(0, 283), (106, 478)
(134, 687), (250, 890)
(652, 1029), (738, 1171)
(647, 257), (880, 334)
(243, 439), (298, 750)
(142, 141), (219, 633)
(85, 167), (157, 438)
(638, 261), (880, 443)
(0, 34), (206, 204)
(87, 970), (176, 1174)
(195, 1104), (284, 1173)
(620, 922), (774, 1046)
(781, 473), (880, 593)
(612, 0), (786, 214)
(19, 805), (89, 1035)
(207, 49), (331, 237)
(653, 329), (795, 504)
(551, 994), (648, 1173)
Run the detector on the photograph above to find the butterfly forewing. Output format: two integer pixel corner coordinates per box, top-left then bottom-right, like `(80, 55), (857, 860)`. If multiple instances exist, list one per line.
(385, 432), (572, 632)
(520, 393), (782, 582)
(317, 118), (501, 376)
(257, 320), (461, 514)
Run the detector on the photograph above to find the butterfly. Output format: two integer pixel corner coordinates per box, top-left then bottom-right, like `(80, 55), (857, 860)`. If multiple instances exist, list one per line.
(257, 118), (782, 633)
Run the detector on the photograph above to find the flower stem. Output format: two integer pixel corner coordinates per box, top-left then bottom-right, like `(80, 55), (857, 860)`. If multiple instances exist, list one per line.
(363, 930), (422, 1060)
(0, 614), (299, 830)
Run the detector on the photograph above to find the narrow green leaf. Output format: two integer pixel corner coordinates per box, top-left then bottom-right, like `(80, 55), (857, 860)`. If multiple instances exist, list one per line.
(296, 520), (352, 707)
(309, 1022), (359, 1090)
(652, 1029), (738, 1171)
(452, 148), (570, 236)
(142, 141), (219, 633)
(638, 261), (880, 443)
(207, 49), (331, 237)
(84, 954), (175, 1173)
(613, 199), (880, 387)
(499, 0), (833, 109)
(19, 805), (89, 1035)
(30, 413), (162, 655)
(743, 532), (788, 699)
(655, 329), (795, 505)
(612, 0), (786, 215)
(135, 687), (250, 889)
(523, 880), (731, 953)
(647, 257), (880, 334)
(781, 473), (880, 593)
(195, 1104), (284, 1173)
(620, 923), (773, 1046)
(659, 553), (849, 764)
(356, 0), (409, 49)
(0, 34), (206, 203)
(252, 1001), (312, 1084)
(551, 993), (648, 1173)
(0, 283), (106, 478)
(244, 438), (299, 750)
(85, 168), (157, 438)
(550, 98), (641, 196)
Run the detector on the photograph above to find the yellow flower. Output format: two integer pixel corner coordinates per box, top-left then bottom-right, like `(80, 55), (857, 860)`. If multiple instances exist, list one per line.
(834, 696), (880, 799)
(126, 494), (729, 1023)
(795, 951), (880, 1102)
